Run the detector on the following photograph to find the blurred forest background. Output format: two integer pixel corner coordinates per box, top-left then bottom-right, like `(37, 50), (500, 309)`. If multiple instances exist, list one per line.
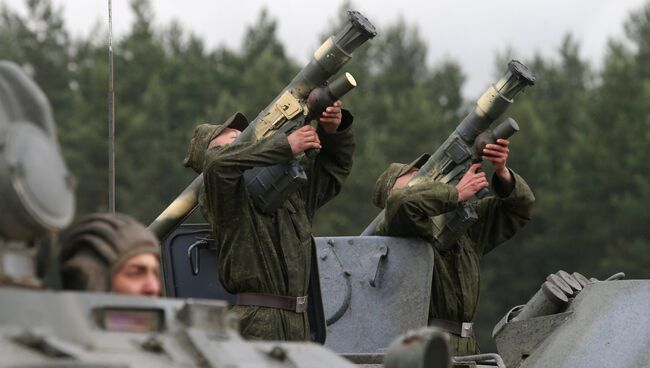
(2, 0), (650, 350)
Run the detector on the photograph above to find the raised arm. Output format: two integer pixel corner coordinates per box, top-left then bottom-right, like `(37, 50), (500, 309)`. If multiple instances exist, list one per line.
(469, 138), (535, 254)
(304, 102), (355, 218)
(378, 181), (459, 238)
(469, 169), (535, 255)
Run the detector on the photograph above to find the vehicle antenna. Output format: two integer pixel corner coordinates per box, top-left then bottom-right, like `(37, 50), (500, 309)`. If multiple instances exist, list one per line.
(107, 0), (115, 213)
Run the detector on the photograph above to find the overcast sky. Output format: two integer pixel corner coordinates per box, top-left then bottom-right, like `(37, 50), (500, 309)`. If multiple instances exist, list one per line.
(2, 0), (648, 97)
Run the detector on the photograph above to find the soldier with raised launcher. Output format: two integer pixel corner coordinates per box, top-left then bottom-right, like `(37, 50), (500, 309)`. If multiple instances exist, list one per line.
(368, 61), (536, 355)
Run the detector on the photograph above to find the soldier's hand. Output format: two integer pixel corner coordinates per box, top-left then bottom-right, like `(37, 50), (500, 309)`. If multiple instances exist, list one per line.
(287, 125), (321, 155)
(482, 138), (512, 184)
(319, 100), (343, 134)
(455, 163), (488, 202)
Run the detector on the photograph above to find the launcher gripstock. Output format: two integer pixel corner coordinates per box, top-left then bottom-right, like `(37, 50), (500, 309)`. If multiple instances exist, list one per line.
(361, 60), (535, 239)
(243, 73), (357, 214)
(149, 11), (377, 240)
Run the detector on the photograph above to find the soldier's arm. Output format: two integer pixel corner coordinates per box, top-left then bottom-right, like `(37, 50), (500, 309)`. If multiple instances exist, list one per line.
(304, 109), (355, 217)
(203, 135), (293, 180)
(202, 135), (294, 225)
(378, 182), (459, 238)
(469, 169), (535, 255)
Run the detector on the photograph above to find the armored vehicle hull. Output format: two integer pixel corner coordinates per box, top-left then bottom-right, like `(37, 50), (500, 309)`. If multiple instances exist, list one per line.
(0, 287), (359, 367)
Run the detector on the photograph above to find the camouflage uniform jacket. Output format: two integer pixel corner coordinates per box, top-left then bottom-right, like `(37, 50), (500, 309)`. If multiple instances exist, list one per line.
(202, 114), (354, 341)
(374, 170), (534, 354)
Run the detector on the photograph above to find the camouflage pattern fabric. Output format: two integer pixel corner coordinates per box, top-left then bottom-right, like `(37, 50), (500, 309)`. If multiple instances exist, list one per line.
(183, 112), (249, 173)
(374, 169), (535, 355)
(202, 112), (354, 341)
(372, 153), (430, 209)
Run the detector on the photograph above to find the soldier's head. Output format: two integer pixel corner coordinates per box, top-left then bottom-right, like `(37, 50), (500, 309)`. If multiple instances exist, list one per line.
(60, 213), (161, 297)
(372, 154), (430, 209)
(183, 112), (249, 173)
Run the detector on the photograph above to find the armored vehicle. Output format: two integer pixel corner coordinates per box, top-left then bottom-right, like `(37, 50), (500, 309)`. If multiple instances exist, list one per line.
(492, 271), (649, 368)
(0, 59), (382, 367)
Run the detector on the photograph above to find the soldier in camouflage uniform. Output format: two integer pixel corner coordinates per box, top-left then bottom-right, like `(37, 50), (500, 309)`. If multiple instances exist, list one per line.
(372, 139), (535, 355)
(184, 101), (353, 341)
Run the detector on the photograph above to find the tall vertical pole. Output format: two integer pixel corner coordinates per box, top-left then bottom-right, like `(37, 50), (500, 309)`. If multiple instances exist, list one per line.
(108, 0), (116, 213)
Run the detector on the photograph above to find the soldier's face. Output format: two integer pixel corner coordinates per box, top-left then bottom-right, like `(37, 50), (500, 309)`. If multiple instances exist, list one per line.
(392, 167), (419, 191)
(209, 128), (241, 148)
(112, 253), (161, 297)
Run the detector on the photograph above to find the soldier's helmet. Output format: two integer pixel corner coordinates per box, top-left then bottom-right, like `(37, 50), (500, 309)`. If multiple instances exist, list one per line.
(59, 213), (160, 292)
